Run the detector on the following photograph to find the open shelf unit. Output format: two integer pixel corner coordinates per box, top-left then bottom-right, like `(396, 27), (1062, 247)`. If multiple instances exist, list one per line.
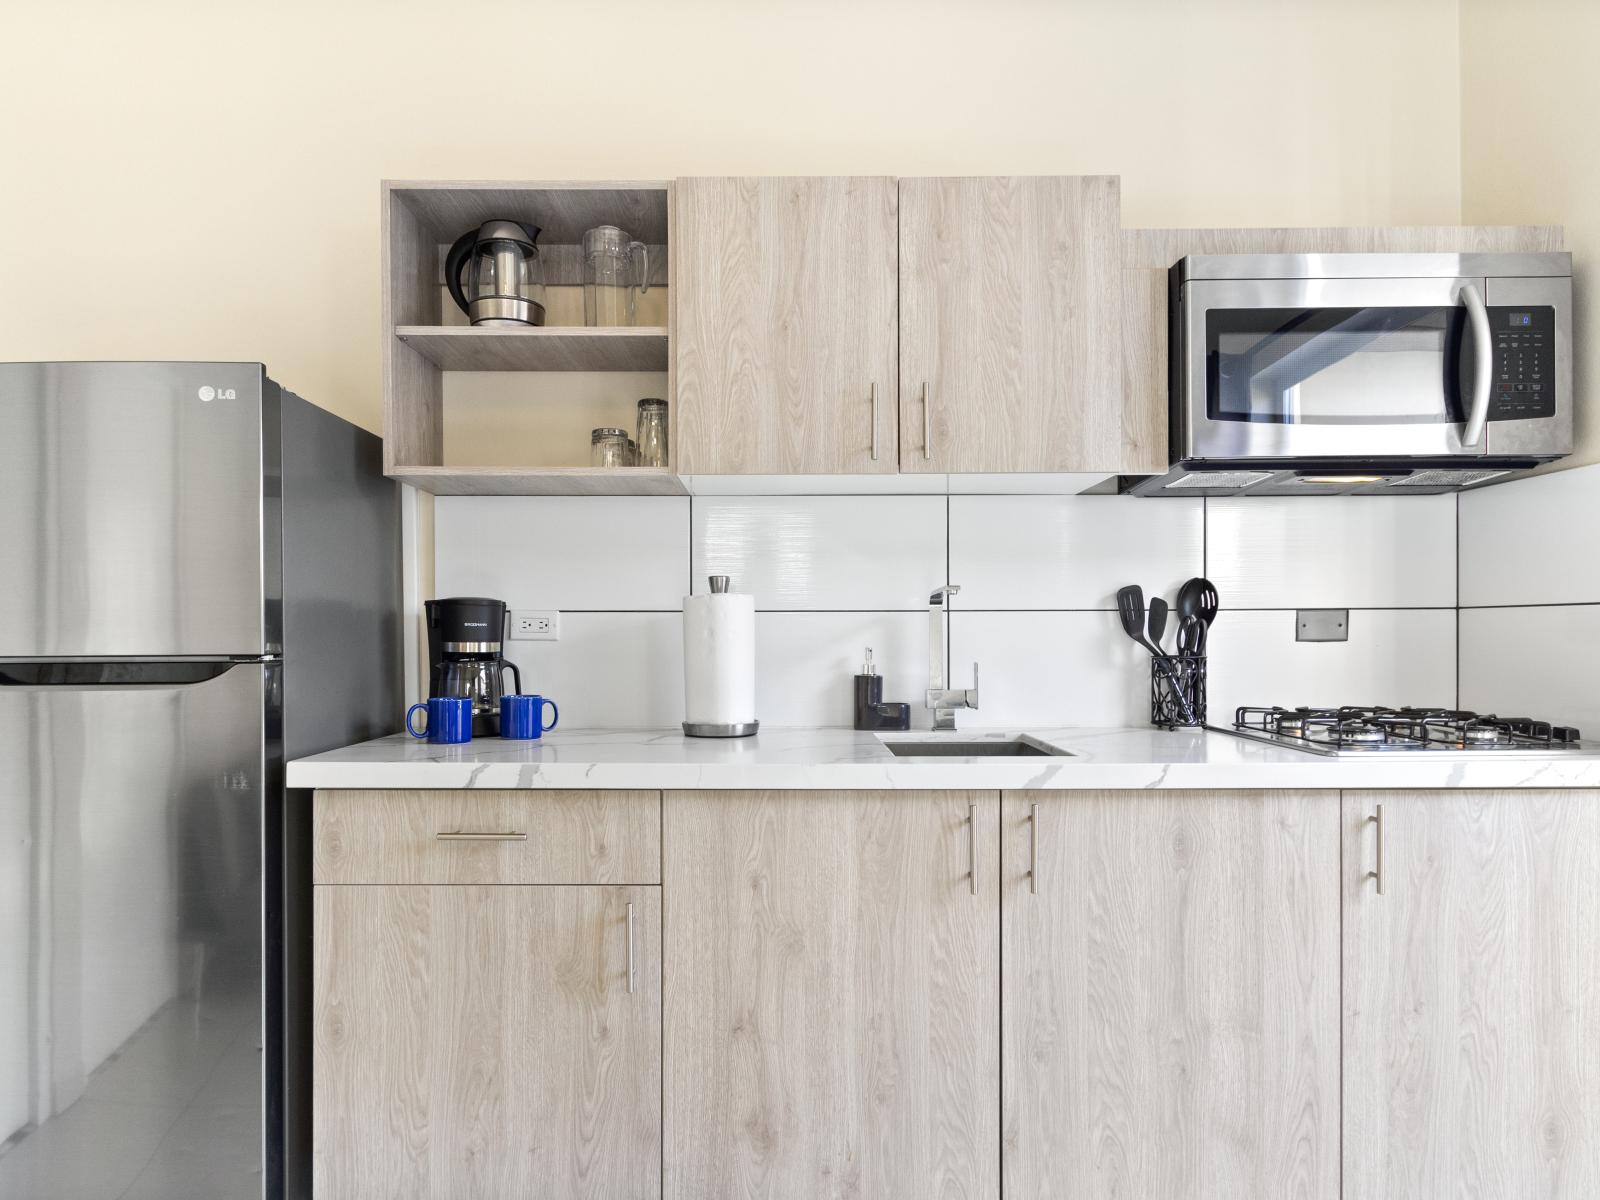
(394, 325), (668, 372)
(382, 180), (674, 495)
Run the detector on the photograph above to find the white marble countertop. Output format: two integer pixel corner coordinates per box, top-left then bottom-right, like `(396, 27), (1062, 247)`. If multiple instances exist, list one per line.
(286, 726), (1600, 791)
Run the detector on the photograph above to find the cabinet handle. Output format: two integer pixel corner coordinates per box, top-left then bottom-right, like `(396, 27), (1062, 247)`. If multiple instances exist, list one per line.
(969, 802), (979, 895)
(435, 831), (527, 841)
(922, 382), (932, 461)
(1367, 804), (1385, 896)
(870, 382), (879, 461)
(626, 901), (636, 994)
(1029, 803), (1039, 894)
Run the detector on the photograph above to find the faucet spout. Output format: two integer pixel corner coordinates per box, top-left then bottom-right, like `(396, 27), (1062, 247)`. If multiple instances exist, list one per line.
(926, 585), (977, 730)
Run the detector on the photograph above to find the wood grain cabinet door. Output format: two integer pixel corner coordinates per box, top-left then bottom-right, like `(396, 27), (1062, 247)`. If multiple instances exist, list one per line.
(313, 885), (661, 1200)
(673, 177), (899, 474)
(1342, 789), (1600, 1199)
(1001, 789), (1341, 1200)
(898, 176), (1126, 473)
(663, 790), (999, 1200)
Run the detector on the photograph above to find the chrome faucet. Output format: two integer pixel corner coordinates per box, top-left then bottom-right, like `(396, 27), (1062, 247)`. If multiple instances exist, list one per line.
(926, 585), (979, 731)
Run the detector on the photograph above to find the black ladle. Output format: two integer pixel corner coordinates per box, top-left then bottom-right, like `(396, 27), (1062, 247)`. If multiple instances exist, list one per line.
(1177, 576), (1219, 635)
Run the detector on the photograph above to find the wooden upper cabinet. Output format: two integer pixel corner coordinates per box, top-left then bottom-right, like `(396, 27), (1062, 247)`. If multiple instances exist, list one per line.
(1002, 789), (1341, 1199)
(674, 177), (899, 474)
(1342, 789), (1600, 1198)
(899, 176), (1128, 473)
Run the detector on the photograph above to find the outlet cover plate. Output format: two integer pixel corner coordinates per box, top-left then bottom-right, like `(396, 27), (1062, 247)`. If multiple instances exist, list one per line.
(1296, 609), (1349, 642)
(512, 610), (560, 641)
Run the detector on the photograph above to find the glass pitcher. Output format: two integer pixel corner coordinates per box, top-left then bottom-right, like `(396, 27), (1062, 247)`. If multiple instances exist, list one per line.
(582, 225), (650, 326)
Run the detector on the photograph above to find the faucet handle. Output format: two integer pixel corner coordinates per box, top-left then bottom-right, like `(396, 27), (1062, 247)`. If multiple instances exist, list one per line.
(966, 661), (980, 708)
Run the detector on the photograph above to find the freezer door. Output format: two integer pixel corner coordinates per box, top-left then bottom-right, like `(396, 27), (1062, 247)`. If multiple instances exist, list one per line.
(0, 659), (275, 1200)
(0, 362), (278, 657)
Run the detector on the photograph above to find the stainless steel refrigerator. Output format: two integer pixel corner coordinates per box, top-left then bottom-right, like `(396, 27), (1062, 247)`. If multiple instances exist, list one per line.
(0, 362), (400, 1199)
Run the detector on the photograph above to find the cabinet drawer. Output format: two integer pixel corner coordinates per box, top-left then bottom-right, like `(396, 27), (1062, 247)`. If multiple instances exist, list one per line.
(313, 789), (660, 884)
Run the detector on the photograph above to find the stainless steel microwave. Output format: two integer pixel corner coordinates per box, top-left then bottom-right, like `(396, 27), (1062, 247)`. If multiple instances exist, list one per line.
(1128, 252), (1573, 496)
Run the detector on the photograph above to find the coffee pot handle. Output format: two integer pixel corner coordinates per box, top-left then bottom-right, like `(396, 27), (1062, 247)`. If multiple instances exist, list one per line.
(502, 660), (522, 696)
(444, 230), (476, 315)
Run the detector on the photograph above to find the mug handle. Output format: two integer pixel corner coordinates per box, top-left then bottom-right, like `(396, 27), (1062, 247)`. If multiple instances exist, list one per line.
(541, 698), (559, 732)
(406, 702), (429, 739)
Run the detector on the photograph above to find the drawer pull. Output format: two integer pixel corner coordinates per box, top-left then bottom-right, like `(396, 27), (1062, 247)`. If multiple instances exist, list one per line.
(435, 831), (528, 841)
(1029, 802), (1039, 894)
(626, 901), (636, 995)
(1367, 804), (1385, 896)
(969, 802), (979, 896)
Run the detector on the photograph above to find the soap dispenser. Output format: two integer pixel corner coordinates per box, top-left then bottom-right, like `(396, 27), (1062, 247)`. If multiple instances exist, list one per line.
(853, 648), (911, 731)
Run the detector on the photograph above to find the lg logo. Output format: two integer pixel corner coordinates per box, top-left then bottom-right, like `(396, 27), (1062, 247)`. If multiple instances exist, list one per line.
(197, 385), (237, 402)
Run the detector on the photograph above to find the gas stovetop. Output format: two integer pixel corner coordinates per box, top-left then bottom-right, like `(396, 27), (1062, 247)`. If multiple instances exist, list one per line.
(1229, 706), (1589, 757)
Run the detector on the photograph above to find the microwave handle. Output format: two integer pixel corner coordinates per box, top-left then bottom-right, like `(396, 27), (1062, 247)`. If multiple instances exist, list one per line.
(1459, 283), (1492, 449)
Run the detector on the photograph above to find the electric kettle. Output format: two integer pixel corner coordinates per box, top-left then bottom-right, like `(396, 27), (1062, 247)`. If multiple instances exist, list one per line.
(444, 220), (546, 326)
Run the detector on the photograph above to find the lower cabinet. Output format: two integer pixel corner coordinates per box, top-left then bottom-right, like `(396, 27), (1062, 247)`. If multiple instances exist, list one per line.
(1342, 789), (1600, 1198)
(312, 884), (661, 1200)
(663, 789), (999, 1200)
(1001, 789), (1342, 1199)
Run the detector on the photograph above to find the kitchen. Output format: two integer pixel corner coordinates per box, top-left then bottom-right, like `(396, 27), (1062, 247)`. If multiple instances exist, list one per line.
(3, 2), (1600, 1198)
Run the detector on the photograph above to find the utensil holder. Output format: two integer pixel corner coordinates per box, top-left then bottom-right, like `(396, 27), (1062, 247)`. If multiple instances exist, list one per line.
(1151, 655), (1206, 728)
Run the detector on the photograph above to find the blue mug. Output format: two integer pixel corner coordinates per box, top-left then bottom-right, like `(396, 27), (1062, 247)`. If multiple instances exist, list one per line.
(406, 696), (473, 744)
(501, 694), (559, 740)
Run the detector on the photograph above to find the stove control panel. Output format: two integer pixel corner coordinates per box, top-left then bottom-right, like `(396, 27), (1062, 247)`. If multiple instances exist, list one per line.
(1487, 305), (1555, 421)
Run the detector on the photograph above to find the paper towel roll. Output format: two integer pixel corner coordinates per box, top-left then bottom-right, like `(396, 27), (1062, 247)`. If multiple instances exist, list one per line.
(682, 583), (756, 730)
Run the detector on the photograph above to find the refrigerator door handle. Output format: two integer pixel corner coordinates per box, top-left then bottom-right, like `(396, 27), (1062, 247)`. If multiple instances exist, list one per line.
(0, 660), (246, 687)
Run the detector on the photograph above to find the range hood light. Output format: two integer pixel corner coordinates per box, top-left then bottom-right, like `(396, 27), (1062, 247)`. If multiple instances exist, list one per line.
(1297, 474), (1385, 485)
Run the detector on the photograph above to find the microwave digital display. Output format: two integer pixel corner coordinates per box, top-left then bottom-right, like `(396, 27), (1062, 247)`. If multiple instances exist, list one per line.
(1509, 312), (1533, 326)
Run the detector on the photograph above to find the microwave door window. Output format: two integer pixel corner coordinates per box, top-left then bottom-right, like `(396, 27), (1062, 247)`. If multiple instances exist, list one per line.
(1208, 306), (1465, 425)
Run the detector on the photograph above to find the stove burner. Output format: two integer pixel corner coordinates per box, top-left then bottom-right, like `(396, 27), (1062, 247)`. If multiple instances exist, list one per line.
(1333, 722), (1384, 743)
(1230, 705), (1584, 755)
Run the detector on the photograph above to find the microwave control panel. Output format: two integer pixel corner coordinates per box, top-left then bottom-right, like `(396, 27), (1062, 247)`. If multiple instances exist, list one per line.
(1488, 305), (1556, 421)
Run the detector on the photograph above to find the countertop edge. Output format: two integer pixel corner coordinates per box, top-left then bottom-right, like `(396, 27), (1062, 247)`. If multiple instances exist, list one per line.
(285, 728), (1600, 791)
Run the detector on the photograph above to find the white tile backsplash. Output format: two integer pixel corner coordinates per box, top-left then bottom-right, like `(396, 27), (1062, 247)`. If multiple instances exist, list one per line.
(1459, 463), (1600, 607)
(755, 612), (932, 729)
(1207, 495), (1456, 609)
(501, 612), (681, 729)
(1459, 605), (1600, 738)
(435, 496), (688, 611)
(1206, 609), (1457, 720)
(950, 610), (1150, 728)
(432, 487), (1477, 728)
(692, 496), (946, 610)
(949, 495), (1202, 610)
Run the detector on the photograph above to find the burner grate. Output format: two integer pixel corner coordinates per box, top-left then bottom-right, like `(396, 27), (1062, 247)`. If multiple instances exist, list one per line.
(1233, 706), (1582, 752)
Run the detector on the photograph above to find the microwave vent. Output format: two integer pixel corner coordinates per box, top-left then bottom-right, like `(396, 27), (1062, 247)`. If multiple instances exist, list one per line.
(1163, 470), (1275, 490)
(1387, 469), (1510, 488)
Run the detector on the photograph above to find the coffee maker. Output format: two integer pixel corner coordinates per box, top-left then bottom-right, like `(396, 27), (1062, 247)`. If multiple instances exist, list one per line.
(425, 597), (521, 736)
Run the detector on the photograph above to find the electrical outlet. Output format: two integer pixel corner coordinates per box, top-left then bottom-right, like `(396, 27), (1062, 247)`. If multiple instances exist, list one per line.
(511, 610), (560, 641)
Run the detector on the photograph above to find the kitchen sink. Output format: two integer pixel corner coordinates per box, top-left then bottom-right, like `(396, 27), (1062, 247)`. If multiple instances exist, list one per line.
(880, 736), (1070, 758)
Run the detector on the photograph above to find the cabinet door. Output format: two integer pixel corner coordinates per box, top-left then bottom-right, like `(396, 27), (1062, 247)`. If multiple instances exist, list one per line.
(313, 885), (660, 1200)
(663, 790), (998, 1200)
(1343, 789), (1600, 1198)
(1002, 790), (1340, 1200)
(674, 177), (899, 474)
(899, 176), (1125, 472)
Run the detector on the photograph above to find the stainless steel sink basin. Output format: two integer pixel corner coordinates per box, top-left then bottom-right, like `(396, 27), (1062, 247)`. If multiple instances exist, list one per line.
(880, 736), (1070, 758)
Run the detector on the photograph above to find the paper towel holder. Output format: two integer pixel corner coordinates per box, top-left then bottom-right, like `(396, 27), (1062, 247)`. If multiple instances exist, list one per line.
(683, 574), (760, 738)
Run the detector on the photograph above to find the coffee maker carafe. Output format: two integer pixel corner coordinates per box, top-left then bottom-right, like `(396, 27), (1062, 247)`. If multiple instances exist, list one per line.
(425, 597), (521, 736)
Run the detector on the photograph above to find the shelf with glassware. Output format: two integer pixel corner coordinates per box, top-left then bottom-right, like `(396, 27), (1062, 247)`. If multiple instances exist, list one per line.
(382, 180), (681, 496)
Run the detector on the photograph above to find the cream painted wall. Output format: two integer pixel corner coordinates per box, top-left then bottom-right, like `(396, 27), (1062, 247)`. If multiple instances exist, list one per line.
(0, 0), (1465, 433)
(1461, 0), (1599, 466)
